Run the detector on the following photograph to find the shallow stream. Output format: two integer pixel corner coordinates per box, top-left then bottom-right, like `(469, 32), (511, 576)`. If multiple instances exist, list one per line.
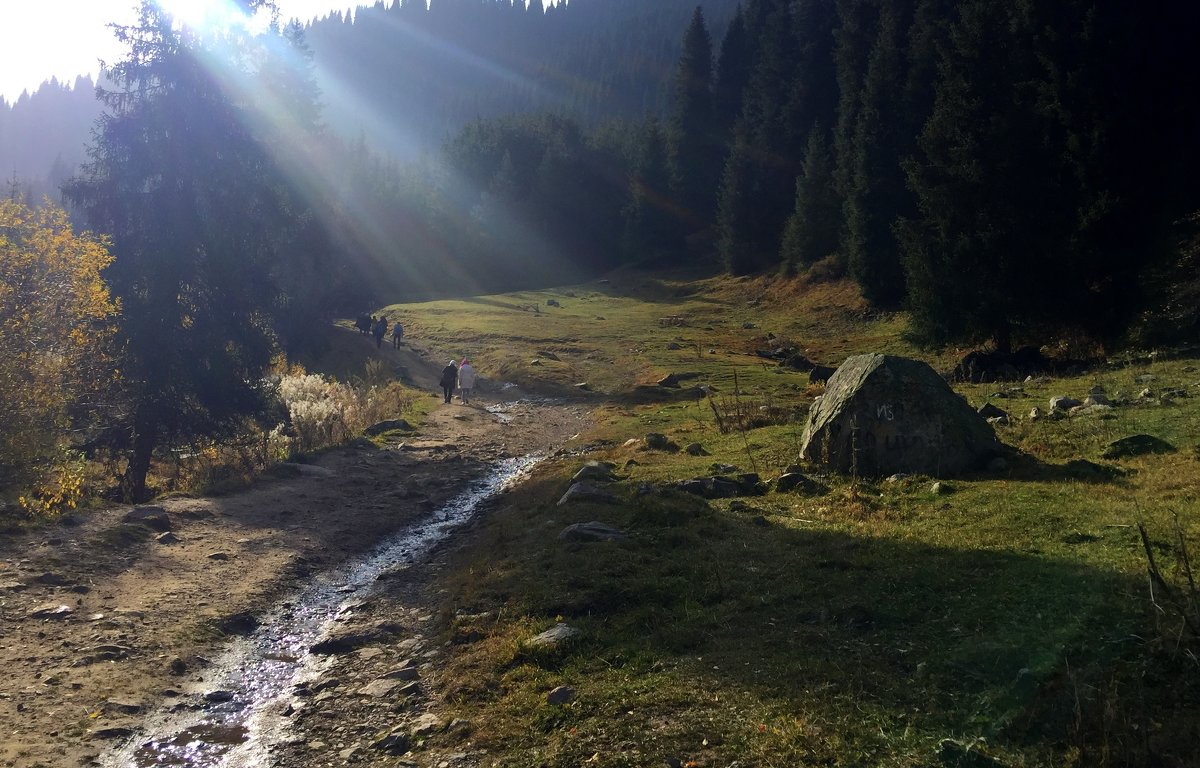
(101, 455), (540, 768)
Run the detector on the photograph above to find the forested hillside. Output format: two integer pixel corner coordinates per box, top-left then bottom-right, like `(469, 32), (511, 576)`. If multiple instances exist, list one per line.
(305, 0), (739, 157)
(0, 76), (102, 202)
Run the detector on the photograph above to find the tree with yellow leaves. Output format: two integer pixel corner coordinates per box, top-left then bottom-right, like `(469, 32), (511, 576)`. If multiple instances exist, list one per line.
(0, 198), (118, 514)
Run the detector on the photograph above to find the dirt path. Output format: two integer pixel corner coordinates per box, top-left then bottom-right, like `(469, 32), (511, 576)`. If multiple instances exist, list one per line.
(0, 382), (591, 768)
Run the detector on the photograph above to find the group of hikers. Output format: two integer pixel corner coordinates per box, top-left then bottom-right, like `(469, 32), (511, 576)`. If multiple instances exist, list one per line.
(355, 312), (477, 404)
(355, 313), (404, 349)
(439, 359), (476, 404)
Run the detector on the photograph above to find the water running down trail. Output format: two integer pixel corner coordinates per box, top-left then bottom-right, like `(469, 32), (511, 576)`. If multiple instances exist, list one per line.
(102, 455), (542, 768)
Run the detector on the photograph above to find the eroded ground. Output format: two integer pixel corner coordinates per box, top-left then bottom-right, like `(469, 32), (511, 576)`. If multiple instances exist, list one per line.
(0, 383), (590, 768)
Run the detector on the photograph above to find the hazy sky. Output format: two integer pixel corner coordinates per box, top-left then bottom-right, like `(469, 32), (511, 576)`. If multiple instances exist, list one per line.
(0, 1), (374, 102)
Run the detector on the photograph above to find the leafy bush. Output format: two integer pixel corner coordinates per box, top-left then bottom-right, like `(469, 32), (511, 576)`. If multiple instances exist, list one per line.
(0, 199), (118, 515)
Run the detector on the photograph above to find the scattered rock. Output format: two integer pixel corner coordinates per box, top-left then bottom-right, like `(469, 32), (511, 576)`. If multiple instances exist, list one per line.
(123, 506), (172, 532)
(545, 298), (561, 307)
(684, 442), (708, 456)
(1049, 396), (1082, 412)
(90, 725), (135, 741)
(364, 419), (415, 436)
(104, 699), (144, 715)
(547, 686), (575, 705)
(358, 679), (403, 698)
(558, 521), (627, 542)
(215, 612), (259, 637)
(657, 373), (681, 388)
(526, 624), (581, 649)
(34, 571), (70, 586)
(931, 481), (952, 495)
(574, 382), (591, 391)
(666, 342), (683, 350)
(73, 644), (133, 666)
(1028, 407), (1041, 421)
(1085, 386), (1110, 406)
(204, 690), (235, 704)
(155, 531), (181, 545)
(0, 580), (27, 592)
(1102, 434), (1176, 459)
(411, 713), (444, 736)
(30, 604), (73, 619)
(801, 354), (1002, 477)
(809, 365), (836, 384)
(643, 433), (679, 451)
(679, 476), (743, 499)
(311, 621), (404, 655)
(950, 346), (1047, 383)
(372, 727), (411, 755)
(1063, 459), (1123, 479)
(775, 473), (821, 494)
(206, 552), (231, 561)
(381, 664), (420, 681)
(557, 482), (619, 506)
(572, 461), (617, 483)
(537, 350), (561, 361)
(977, 403), (1008, 420)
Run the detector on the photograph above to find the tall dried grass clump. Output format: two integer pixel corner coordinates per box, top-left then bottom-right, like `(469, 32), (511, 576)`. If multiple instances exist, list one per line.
(277, 370), (415, 455)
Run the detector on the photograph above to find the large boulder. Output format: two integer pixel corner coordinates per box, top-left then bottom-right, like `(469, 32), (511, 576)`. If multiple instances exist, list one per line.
(800, 354), (1001, 477)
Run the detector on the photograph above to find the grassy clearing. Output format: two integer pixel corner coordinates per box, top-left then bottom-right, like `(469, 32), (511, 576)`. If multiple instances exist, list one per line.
(385, 272), (1198, 766)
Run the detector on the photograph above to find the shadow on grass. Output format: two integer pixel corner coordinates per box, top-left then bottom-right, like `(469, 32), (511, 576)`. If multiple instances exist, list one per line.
(453, 469), (1198, 766)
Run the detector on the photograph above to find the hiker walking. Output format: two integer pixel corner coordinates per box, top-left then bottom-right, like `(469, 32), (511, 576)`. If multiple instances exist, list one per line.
(439, 360), (458, 404)
(373, 315), (388, 349)
(457, 358), (476, 404)
(391, 321), (404, 349)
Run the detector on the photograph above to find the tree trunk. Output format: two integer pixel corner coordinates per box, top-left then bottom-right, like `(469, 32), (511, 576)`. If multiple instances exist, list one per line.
(125, 403), (158, 502)
(995, 320), (1012, 356)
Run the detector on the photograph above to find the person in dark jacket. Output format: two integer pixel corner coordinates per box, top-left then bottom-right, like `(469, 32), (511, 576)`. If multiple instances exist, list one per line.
(373, 315), (388, 349)
(439, 360), (458, 404)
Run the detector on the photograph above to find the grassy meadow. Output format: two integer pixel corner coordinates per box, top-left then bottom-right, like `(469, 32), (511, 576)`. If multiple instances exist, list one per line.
(377, 272), (1200, 767)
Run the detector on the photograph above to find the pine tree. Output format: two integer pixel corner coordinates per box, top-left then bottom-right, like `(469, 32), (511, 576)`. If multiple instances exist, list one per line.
(716, 0), (800, 272)
(900, 1), (1065, 351)
(781, 125), (839, 272)
(716, 131), (761, 273)
(843, 0), (912, 307)
(668, 6), (717, 226)
(712, 4), (750, 147)
(64, 1), (302, 499)
(623, 119), (682, 264)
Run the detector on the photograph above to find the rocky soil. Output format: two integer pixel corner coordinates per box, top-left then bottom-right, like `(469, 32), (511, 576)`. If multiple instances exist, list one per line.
(0, 372), (590, 768)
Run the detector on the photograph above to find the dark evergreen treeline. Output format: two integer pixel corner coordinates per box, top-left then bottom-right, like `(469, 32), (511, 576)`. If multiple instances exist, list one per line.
(305, 0), (739, 157)
(0, 76), (103, 202)
(612, 0), (1200, 350)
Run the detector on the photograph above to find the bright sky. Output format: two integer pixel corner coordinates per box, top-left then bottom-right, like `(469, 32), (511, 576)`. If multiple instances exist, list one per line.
(0, 1), (373, 102)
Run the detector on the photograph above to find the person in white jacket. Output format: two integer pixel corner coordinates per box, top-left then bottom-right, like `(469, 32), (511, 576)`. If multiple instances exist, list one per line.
(457, 359), (476, 404)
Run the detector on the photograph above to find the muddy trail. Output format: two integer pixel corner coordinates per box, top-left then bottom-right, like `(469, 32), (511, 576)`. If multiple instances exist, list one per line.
(0, 391), (591, 768)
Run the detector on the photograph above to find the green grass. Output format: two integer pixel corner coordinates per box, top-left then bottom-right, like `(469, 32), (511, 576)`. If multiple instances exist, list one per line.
(379, 272), (1199, 767)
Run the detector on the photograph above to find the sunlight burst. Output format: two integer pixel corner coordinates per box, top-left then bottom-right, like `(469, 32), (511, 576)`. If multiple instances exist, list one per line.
(153, 0), (252, 33)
